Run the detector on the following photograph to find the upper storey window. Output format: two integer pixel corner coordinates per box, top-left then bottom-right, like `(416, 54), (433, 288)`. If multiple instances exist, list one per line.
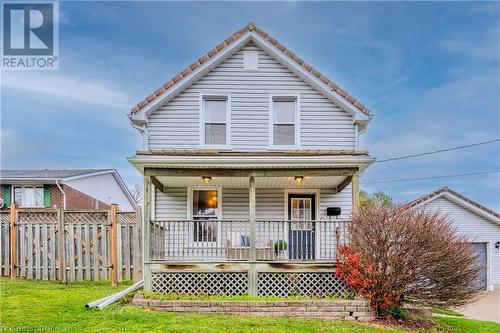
(203, 96), (229, 146)
(272, 97), (298, 146)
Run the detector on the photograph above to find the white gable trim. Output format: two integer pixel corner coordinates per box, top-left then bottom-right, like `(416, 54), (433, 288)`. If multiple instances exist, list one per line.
(412, 192), (500, 226)
(130, 31), (371, 125)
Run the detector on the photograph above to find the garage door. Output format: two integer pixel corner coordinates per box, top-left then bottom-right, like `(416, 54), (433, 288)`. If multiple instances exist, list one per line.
(471, 242), (487, 290)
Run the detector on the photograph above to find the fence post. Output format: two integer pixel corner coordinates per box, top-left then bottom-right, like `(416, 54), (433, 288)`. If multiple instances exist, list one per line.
(248, 176), (257, 296)
(110, 204), (118, 286)
(133, 206), (142, 281)
(9, 204), (18, 279)
(58, 209), (66, 283)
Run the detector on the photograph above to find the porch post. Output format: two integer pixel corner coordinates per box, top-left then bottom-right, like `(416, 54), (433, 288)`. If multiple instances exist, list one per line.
(248, 176), (257, 296)
(143, 174), (152, 292)
(351, 173), (360, 214)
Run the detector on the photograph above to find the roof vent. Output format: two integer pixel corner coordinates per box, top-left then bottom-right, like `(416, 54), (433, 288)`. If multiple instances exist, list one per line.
(243, 51), (258, 70)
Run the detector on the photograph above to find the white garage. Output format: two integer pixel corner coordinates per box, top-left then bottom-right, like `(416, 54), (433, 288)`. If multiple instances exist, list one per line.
(406, 187), (500, 291)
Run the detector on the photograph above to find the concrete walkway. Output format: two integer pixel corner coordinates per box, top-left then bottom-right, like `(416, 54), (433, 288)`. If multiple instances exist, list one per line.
(458, 288), (500, 323)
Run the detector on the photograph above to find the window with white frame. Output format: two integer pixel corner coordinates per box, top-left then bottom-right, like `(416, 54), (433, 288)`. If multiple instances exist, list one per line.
(272, 97), (296, 146)
(203, 97), (227, 145)
(13, 186), (44, 207)
(192, 190), (219, 242)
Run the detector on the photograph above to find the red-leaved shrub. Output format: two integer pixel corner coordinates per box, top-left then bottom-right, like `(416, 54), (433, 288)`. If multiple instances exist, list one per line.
(336, 205), (481, 315)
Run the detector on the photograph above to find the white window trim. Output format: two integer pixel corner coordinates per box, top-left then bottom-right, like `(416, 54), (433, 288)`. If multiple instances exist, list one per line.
(12, 185), (44, 208)
(199, 93), (232, 148)
(268, 93), (301, 149)
(187, 186), (223, 246)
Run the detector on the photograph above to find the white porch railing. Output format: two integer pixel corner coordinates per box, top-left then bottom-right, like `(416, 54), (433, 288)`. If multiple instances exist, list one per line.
(149, 219), (350, 262)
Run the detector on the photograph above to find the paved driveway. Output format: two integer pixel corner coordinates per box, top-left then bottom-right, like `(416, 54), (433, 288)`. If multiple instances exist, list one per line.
(458, 288), (500, 323)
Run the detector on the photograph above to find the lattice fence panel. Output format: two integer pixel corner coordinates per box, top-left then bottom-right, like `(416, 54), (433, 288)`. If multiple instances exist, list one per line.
(258, 272), (349, 298)
(64, 212), (108, 224)
(117, 212), (136, 224)
(18, 211), (58, 224)
(152, 272), (248, 296)
(0, 212), (10, 223)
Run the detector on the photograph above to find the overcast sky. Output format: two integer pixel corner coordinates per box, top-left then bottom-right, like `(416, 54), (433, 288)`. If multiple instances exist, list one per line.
(1, 1), (499, 210)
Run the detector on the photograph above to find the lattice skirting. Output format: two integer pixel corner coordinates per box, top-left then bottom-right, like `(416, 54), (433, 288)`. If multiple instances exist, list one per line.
(151, 272), (248, 296)
(257, 272), (349, 297)
(150, 271), (349, 298)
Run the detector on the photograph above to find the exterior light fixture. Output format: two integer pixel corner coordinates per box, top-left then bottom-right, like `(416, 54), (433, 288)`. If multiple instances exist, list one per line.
(202, 176), (212, 184)
(294, 176), (304, 184)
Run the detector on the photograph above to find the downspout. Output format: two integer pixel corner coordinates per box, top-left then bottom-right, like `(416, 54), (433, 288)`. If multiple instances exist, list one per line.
(55, 180), (66, 209)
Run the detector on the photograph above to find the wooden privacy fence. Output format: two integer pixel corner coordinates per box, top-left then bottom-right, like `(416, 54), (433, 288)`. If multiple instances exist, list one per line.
(0, 204), (142, 284)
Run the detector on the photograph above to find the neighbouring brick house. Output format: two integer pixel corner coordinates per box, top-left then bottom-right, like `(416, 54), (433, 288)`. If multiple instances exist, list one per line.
(0, 169), (136, 211)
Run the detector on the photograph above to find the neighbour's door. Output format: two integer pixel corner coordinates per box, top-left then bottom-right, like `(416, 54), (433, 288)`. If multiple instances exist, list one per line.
(471, 242), (488, 290)
(288, 194), (316, 260)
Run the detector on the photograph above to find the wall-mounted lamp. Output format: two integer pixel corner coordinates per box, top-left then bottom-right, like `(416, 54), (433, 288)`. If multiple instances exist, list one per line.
(294, 176), (304, 184)
(495, 241), (500, 250)
(202, 176), (212, 184)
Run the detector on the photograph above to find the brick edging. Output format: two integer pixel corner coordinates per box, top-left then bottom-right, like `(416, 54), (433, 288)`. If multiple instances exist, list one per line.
(132, 294), (375, 321)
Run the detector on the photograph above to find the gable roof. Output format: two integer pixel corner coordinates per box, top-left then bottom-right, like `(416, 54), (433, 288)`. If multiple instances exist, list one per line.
(0, 169), (113, 180)
(130, 23), (371, 118)
(403, 186), (500, 226)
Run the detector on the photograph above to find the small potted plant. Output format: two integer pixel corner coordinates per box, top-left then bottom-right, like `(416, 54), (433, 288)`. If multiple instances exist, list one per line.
(274, 240), (288, 259)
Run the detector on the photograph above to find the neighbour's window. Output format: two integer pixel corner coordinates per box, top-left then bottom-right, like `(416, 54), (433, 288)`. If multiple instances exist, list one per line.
(13, 186), (43, 207)
(192, 190), (219, 242)
(273, 98), (296, 146)
(204, 98), (227, 145)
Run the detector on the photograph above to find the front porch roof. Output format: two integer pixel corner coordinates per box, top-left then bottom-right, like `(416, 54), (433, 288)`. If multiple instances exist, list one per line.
(128, 150), (375, 174)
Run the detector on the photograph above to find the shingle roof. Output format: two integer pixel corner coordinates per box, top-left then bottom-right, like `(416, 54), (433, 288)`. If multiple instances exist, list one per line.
(403, 186), (500, 220)
(0, 169), (114, 180)
(131, 22), (370, 116)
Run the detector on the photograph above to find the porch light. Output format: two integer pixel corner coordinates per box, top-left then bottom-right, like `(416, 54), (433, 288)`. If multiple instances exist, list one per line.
(202, 176), (212, 184)
(294, 176), (304, 184)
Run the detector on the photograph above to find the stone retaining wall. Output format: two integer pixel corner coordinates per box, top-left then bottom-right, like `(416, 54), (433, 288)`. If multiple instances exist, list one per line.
(132, 294), (375, 321)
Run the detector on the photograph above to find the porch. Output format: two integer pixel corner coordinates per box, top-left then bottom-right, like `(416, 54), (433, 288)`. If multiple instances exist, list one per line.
(131, 151), (373, 296)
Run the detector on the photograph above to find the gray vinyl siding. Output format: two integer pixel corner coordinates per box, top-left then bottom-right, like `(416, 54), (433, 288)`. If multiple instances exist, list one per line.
(422, 197), (500, 287)
(155, 187), (351, 220)
(320, 184), (352, 220)
(147, 43), (356, 150)
(154, 188), (187, 220)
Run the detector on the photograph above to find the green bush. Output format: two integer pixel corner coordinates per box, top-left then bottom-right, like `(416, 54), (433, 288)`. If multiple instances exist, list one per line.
(386, 306), (410, 320)
(274, 240), (288, 254)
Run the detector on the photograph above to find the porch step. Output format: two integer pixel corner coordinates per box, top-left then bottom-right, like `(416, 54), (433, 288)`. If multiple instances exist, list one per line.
(132, 294), (375, 321)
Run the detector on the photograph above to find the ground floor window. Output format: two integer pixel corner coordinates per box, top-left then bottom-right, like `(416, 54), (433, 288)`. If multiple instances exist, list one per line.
(192, 189), (219, 242)
(13, 186), (44, 207)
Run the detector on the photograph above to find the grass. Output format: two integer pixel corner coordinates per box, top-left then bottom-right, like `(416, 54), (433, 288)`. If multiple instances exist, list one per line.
(143, 292), (343, 301)
(432, 307), (464, 317)
(0, 278), (499, 333)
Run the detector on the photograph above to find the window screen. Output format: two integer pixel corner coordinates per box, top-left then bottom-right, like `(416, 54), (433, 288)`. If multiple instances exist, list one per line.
(273, 99), (295, 145)
(204, 99), (227, 145)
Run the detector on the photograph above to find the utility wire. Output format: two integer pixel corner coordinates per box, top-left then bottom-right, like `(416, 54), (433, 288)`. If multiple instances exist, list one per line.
(362, 170), (500, 184)
(375, 139), (500, 163)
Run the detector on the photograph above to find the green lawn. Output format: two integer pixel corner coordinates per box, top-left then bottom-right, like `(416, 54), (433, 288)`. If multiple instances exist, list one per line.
(1, 278), (499, 333)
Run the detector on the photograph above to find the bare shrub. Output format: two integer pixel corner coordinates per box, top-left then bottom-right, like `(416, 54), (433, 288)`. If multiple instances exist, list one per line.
(338, 205), (481, 315)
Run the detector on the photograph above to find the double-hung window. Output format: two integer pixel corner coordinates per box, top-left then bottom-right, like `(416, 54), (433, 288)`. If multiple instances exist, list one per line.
(192, 189), (219, 242)
(272, 97), (297, 146)
(203, 97), (228, 145)
(13, 186), (44, 207)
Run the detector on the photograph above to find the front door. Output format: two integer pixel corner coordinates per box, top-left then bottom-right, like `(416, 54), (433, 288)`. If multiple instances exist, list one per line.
(288, 194), (316, 260)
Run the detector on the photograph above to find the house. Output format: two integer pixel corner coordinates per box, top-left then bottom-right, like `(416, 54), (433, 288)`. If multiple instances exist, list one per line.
(405, 187), (500, 291)
(128, 23), (374, 296)
(0, 169), (136, 212)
